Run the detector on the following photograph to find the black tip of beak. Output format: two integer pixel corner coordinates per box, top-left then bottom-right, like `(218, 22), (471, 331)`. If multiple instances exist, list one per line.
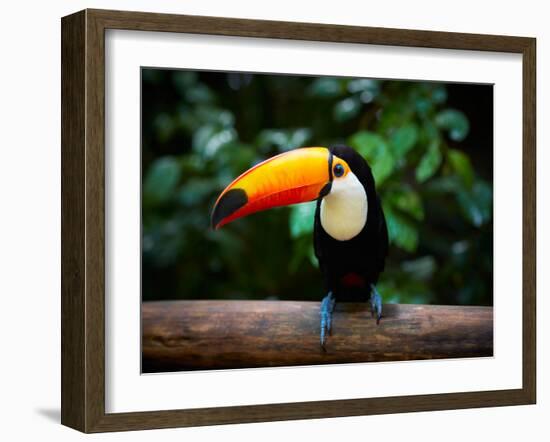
(211, 188), (248, 229)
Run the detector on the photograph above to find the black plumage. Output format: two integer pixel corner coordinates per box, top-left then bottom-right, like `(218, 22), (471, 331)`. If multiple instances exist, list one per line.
(314, 145), (388, 302)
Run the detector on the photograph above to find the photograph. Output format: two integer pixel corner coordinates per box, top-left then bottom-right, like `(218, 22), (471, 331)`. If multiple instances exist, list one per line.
(140, 68), (494, 373)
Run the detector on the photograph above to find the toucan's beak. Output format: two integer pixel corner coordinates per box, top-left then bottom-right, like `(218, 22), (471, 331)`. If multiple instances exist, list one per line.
(212, 147), (331, 229)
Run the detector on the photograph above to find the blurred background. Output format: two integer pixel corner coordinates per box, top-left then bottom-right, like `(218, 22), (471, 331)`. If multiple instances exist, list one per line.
(141, 69), (493, 306)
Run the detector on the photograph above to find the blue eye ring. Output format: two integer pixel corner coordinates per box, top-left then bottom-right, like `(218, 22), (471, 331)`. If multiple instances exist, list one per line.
(333, 163), (345, 178)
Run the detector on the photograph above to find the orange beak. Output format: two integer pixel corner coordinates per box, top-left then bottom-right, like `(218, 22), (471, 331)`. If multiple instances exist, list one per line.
(212, 147), (331, 229)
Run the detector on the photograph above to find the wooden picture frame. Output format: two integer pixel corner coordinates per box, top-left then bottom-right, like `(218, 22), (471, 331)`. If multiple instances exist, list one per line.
(61, 8), (536, 433)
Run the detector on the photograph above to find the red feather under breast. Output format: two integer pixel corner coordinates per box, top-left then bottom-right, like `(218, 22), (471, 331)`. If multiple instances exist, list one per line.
(341, 272), (366, 288)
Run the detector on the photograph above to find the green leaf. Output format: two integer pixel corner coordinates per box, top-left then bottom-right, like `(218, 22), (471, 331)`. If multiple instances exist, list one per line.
(389, 123), (418, 157)
(377, 104), (410, 134)
(419, 120), (440, 147)
(192, 125), (216, 151)
(456, 180), (493, 227)
(333, 96), (361, 122)
(447, 148), (474, 187)
(195, 107), (235, 127)
(423, 175), (461, 194)
(347, 78), (379, 94)
(387, 188), (424, 221)
(435, 109), (470, 141)
(414, 97), (432, 116)
(255, 128), (312, 152)
(288, 234), (318, 273)
(177, 178), (218, 207)
(382, 203), (419, 252)
(143, 157), (181, 204)
(349, 131), (395, 184)
(416, 141), (442, 183)
(431, 85), (447, 104)
(214, 143), (256, 177)
(193, 126), (237, 158)
(307, 77), (343, 98)
(256, 129), (288, 150)
(184, 83), (215, 104)
(289, 202), (316, 238)
(204, 128), (237, 157)
(401, 256), (436, 280)
(287, 128), (313, 150)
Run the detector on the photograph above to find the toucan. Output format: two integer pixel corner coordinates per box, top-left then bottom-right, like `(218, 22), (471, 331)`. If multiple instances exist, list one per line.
(211, 145), (388, 349)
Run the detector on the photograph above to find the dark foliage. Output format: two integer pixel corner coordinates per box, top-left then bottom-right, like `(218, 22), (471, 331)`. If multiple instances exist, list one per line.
(142, 69), (493, 306)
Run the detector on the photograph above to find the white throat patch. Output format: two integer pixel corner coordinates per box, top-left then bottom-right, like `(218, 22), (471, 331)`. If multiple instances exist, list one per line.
(320, 171), (368, 241)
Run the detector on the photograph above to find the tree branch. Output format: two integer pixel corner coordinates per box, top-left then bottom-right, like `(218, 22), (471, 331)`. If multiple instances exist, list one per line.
(142, 300), (493, 372)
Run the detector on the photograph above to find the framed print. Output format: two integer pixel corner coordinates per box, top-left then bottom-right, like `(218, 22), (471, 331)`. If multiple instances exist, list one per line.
(61, 9), (536, 433)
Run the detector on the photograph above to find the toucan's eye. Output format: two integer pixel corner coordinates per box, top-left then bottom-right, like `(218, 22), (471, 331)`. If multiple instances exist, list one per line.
(333, 163), (345, 178)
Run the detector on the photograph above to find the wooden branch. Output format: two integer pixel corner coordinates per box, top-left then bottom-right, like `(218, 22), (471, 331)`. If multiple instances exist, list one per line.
(142, 300), (493, 372)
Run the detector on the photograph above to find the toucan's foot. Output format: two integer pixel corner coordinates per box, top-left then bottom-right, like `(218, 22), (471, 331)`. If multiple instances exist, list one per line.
(320, 291), (335, 350)
(370, 284), (382, 324)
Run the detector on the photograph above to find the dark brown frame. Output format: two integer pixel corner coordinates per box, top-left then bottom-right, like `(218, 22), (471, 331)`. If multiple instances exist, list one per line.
(61, 8), (536, 433)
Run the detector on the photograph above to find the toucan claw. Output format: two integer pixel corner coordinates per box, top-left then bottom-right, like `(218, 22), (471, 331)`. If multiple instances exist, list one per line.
(320, 292), (335, 350)
(370, 284), (383, 324)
